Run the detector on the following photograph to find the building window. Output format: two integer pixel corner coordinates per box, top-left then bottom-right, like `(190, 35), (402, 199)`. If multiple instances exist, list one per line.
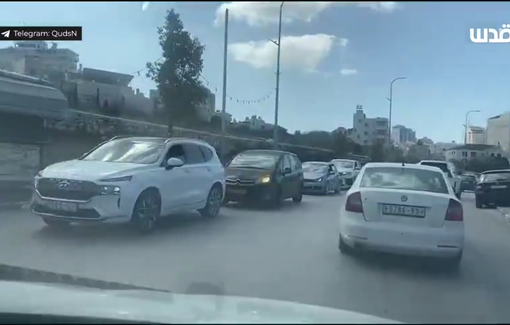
(462, 151), (467, 157)
(365, 123), (368, 127)
(357, 135), (360, 139)
(470, 151), (476, 158)
(364, 131), (368, 135)
(358, 119), (362, 123)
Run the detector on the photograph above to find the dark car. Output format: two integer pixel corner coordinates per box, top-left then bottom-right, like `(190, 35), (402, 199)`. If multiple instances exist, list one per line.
(475, 169), (510, 208)
(224, 150), (303, 207)
(460, 174), (477, 192)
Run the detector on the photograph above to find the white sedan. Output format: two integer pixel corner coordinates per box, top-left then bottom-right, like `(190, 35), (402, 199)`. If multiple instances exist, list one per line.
(338, 162), (464, 269)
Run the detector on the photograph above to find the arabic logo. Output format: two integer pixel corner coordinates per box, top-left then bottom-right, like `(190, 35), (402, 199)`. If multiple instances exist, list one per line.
(401, 195), (408, 202)
(470, 24), (510, 43)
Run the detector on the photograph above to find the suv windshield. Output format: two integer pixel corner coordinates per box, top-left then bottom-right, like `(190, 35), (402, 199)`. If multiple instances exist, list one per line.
(82, 139), (165, 164)
(228, 154), (279, 169)
(360, 167), (449, 194)
(420, 162), (449, 173)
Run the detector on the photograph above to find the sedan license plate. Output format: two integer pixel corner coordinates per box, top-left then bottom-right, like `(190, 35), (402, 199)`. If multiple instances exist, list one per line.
(227, 188), (247, 195)
(382, 204), (425, 218)
(491, 185), (507, 189)
(42, 200), (78, 212)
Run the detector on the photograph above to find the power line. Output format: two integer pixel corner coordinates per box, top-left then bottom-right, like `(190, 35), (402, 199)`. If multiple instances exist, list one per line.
(129, 58), (274, 106)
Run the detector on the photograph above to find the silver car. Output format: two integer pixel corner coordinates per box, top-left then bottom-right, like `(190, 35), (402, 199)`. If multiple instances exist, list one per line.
(302, 161), (341, 195)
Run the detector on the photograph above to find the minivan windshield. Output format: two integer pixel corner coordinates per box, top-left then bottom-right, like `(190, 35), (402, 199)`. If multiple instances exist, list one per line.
(82, 139), (165, 164)
(419, 162), (449, 173)
(332, 160), (354, 169)
(228, 153), (279, 169)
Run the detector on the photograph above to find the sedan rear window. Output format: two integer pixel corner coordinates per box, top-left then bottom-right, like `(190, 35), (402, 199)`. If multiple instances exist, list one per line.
(481, 171), (510, 182)
(360, 167), (449, 194)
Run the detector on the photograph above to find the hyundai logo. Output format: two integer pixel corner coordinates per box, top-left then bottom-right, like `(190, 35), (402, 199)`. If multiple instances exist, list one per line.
(58, 180), (70, 188)
(401, 195), (408, 202)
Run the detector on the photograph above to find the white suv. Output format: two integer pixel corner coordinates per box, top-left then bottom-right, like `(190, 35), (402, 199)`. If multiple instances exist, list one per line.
(417, 160), (462, 199)
(32, 136), (226, 233)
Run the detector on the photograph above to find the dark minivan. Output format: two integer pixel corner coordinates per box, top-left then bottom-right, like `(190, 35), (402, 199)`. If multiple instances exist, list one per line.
(224, 150), (303, 207)
(475, 169), (510, 208)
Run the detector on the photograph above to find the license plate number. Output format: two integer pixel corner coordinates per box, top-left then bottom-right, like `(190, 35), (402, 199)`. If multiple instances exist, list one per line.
(491, 185), (507, 189)
(382, 204), (425, 218)
(42, 200), (78, 212)
(227, 188), (246, 195)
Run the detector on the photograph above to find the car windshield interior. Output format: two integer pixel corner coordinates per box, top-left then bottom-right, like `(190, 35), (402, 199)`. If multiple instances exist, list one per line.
(333, 161), (354, 169)
(82, 139), (165, 164)
(360, 167), (449, 194)
(481, 172), (510, 182)
(228, 154), (279, 169)
(303, 163), (328, 173)
(419, 162), (449, 173)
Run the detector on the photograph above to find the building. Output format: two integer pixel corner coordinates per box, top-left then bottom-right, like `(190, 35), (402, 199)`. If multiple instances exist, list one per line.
(466, 126), (486, 145)
(349, 105), (388, 145)
(195, 86), (216, 122)
(62, 67), (153, 116)
(486, 112), (510, 152)
(236, 115), (273, 131)
(0, 41), (79, 78)
(391, 125), (416, 144)
(444, 144), (505, 161)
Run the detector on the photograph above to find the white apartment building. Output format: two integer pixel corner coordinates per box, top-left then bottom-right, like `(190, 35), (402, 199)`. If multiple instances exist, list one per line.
(445, 144), (506, 161)
(349, 105), (388, 145)
(486, 112), (510, 152)
(0, 41), (79, 77)
(236, 115), (273, 131)
(466, 126), (486, 145)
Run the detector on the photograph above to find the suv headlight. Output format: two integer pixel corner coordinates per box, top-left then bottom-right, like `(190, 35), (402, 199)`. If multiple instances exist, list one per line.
(316, 177), (323, 182)
(100, 185), (120, 196)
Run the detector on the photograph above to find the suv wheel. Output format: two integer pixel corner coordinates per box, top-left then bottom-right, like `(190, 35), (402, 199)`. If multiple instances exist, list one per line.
(199, 184), (223, 218)
(43, 218), (70, 228)
(131, 189), (161, 234)
(475, 197), (483, 209)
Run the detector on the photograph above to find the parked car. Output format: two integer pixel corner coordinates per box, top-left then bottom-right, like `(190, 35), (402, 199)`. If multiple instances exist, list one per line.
(474, 169), (510, 208)
(330, 159), (361, 188)
(32, 136), (226, 233)
(339, 162), (464, 270)
(460, 173), (477, 192)
(302, 161), (340, 195)
(224, 150), (303, 207)
(417, 160), (462, 199)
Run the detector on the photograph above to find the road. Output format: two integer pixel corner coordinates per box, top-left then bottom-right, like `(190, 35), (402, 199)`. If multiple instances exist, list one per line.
(1, 192), (510, 323)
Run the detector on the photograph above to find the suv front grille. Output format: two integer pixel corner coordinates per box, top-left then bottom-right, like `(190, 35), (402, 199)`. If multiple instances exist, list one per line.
(37, 178), (99, 201)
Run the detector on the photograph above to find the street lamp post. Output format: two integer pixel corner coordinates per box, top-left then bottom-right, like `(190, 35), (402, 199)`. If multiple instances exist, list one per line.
(269, 2), (284, 148)
(464, 110), (481, 144)
(387, 77), (406, 145)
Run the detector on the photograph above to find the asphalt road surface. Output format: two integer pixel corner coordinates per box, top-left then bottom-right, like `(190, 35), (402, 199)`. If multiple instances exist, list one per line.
(1, 192), (510, 323)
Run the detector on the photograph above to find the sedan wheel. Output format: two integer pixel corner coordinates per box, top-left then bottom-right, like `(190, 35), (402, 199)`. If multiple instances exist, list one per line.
(131, 190), (161, 234)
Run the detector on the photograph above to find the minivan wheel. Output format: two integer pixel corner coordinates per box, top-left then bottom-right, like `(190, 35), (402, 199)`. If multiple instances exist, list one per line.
(131, 189), (161, 234)
(292, 187), (303, 203)
(199, 184), (223, 218)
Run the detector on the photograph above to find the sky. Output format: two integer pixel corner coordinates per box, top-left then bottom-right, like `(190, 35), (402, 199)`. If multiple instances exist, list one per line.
(2, 1), (510, 143)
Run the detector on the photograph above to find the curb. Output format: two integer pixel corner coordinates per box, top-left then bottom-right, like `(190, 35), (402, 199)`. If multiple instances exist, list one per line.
(496, 207), (510, 223)
(0, 263), (171, 293)
(0, 201), (30, 211)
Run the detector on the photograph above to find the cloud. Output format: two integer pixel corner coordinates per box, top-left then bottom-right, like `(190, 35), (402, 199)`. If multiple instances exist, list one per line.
(228, 34), (340, 72)
(214, 2), (399, 27)
(141, 2), (150, 11)
(340, 68), (358, 76)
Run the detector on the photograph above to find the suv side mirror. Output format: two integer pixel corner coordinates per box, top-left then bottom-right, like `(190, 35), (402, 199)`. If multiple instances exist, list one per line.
(166, 157), (184, 170)
(283, 167), (292, 175)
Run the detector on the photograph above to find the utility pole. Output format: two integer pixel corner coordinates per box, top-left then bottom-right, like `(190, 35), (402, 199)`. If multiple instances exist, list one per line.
(269, 2), (284, 149)
(387, 77), (406, 145)
(220, 8), (229, 162)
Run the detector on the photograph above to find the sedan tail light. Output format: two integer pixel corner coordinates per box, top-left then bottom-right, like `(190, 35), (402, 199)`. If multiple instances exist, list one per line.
(445, 199), (463, 221)
(345, 192), (364, 213)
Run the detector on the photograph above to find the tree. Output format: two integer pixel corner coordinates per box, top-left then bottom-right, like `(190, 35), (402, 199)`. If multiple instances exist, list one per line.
(369, 140), (386, 162)
(146, 9), (208, 130)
